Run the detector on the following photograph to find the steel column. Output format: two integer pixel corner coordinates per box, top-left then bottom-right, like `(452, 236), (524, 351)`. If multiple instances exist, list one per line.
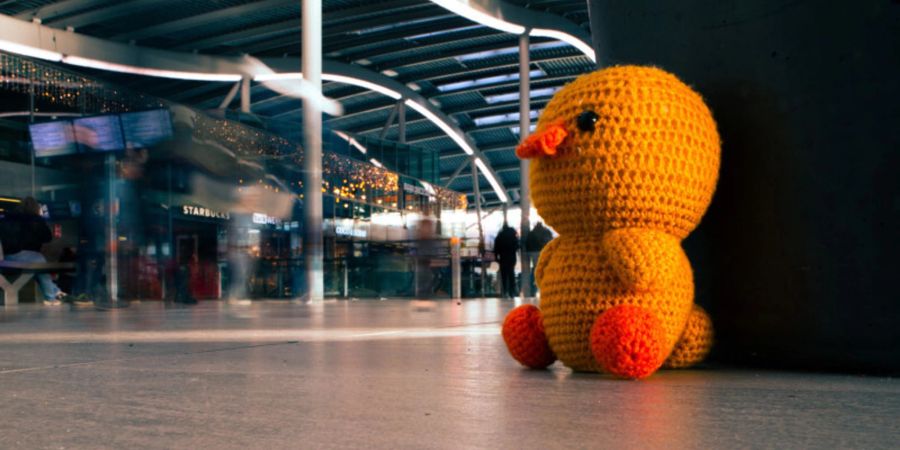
(303, 0), (324, 302)
(471, 160), (485, 297)
(240, 76), (251, 113)
(443, 160), (469, 189)
(378, 103), (398, 140)
(518, 32), (532, 298)
(397, 100), (406, 144)
(219, 81), (241, 109)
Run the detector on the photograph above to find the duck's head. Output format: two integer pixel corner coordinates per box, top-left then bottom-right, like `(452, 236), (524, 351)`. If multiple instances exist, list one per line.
(517, 65), (721, 238)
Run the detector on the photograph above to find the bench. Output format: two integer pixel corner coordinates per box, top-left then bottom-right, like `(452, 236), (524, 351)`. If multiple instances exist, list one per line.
(0, 261), (76, 307)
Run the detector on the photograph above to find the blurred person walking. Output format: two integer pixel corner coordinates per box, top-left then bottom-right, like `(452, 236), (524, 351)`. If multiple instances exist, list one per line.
(493, 223), (519, 299)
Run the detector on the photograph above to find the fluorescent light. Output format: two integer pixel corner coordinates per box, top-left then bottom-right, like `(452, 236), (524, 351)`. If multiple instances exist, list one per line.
(484, 87), (558, 104)
(474, 110), (538, 127)
(0, 40), (62, 62)
(457, 46), (518, 62)
(510, 124), (537, 136)
(404, 99), (474, 155)
(436, 69), (543, 92)
(530, 28), (597, 62)
(429, 0), (526, 35)
(369, 158), (383, 168)
(253, 71), (401, 101)
(62, 55), (242, 82)
(323, 73), (402, 99)
(426, 1), (596, 63)
(474, 157), (508, 203)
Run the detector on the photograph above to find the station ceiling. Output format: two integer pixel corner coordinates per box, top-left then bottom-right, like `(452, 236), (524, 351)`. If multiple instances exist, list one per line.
(0, 0), (594, 207)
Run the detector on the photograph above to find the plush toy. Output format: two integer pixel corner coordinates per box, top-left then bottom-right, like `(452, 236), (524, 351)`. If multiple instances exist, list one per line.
(503, 65), (720, 379)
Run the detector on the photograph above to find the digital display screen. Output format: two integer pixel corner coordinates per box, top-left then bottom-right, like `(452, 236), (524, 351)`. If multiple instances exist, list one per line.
(121, 109), (173, 149)
(74, 115), (125, 152)
(29, 121), (78, 157)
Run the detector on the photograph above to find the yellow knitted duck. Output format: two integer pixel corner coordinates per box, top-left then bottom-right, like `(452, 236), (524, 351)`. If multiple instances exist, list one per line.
(502, 65), (720, 379)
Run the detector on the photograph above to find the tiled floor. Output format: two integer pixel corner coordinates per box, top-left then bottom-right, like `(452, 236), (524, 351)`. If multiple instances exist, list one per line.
(0, 299), (897, 449)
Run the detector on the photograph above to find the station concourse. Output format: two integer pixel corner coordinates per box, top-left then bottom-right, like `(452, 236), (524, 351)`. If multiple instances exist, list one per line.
(0, 0), (897, 448)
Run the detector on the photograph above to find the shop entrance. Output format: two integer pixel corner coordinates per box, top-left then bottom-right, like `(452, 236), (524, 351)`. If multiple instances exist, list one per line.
(172, 219), (221, 300)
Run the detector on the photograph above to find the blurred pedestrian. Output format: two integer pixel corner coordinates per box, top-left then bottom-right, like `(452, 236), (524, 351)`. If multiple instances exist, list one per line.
(525, 221), (553, 293)
(493, 223), (519, 298)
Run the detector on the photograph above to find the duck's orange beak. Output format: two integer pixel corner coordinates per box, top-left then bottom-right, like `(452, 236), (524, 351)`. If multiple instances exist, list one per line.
(516, 123), (568, 159)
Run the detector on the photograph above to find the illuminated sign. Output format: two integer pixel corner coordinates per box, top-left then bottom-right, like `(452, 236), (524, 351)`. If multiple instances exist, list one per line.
(182, 205), (230, 220)
(252, 212), (281, 226)
(335, 225), (367, 238)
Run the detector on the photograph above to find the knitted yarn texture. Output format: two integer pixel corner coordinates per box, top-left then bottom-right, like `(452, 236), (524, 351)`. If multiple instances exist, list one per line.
(504, 65), (720, 378)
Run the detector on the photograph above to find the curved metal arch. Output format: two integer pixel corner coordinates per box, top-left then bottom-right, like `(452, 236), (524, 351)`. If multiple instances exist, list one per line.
(0, 13), (509, 203)
(427, 0), (595, 62)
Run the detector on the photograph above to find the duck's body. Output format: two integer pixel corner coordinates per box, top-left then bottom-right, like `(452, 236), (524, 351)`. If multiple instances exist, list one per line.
(501, 65), (721, 378)
(538, 231), (693, 372)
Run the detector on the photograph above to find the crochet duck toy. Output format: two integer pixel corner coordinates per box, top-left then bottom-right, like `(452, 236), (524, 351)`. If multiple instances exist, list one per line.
(502, 65), (720, 379)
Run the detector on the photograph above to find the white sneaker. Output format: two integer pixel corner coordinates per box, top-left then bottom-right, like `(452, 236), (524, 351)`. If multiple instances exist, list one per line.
(43, 299), (62, 306)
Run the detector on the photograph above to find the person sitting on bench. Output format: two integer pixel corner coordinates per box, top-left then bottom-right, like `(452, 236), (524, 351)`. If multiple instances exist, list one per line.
(0, 197), (67, 305)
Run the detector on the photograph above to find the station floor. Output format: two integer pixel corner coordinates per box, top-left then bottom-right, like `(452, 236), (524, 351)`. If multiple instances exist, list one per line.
(0, 299), (897, 449)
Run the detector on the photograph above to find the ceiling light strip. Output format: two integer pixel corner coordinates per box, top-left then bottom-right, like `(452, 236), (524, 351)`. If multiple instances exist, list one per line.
(474, 157), (508, 203)
(62, 55), (243, 82)
(427, 0), (596, 62)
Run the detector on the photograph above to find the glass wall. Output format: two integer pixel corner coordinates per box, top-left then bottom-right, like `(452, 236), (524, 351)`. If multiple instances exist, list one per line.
(0, 52), (470, 305)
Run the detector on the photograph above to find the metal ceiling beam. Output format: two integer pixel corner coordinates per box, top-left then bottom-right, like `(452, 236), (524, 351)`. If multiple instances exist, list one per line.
(343, 98), (548, 136)
(441, 143), (513, 159)
(111, 0), (297, 42)
(289, 53), (582, 123)
(15, 0), (110, 21)
(370, 35), (523, 72)
(239, 8), (453, 56)
(47, 0), (162, 28)
(420, 52), (585, 86)
(331, 22), (497, 61)
(399, 50), (587, 84)
(174, 0), (425, 52)
(443, 161), (520, 179)
(173, 19), (297, 52)
(324, 17), (472, 56)
(430, 74), (573, 98)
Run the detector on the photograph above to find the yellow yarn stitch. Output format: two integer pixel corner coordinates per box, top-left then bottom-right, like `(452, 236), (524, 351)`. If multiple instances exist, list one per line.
(531, 65), (720, 372)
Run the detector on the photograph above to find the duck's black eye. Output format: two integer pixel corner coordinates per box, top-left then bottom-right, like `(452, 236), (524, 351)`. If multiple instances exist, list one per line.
(576, 110), (599, 132)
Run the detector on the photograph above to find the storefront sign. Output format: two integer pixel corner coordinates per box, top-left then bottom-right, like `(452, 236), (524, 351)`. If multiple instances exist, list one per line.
(335, 225), (367, 238)
(182, 205), (230, 220)
(252, 212), (281, 226)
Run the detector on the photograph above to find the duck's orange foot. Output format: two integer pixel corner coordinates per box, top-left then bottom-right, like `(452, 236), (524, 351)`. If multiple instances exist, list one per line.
(502, 304), (556, 369)
(590, 305), (667, 379)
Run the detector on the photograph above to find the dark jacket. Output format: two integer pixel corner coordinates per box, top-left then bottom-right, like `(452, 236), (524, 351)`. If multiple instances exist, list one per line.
(493, 226), (519, 266)
(525, 223), (553, 253)
(0, 212), (52, 255)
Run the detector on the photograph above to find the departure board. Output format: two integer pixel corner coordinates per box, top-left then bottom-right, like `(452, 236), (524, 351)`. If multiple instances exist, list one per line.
(29, 121), (78, 157)
(74, 115), (125, 152)
(121, 109), (173, 149)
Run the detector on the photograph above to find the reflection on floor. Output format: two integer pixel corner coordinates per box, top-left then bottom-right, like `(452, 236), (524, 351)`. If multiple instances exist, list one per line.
(0, 299), (897, 449)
